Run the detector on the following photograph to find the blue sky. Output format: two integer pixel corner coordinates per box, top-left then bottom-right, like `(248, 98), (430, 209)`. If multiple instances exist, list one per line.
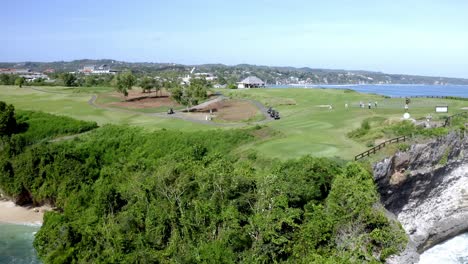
(2, 0), (468, 78)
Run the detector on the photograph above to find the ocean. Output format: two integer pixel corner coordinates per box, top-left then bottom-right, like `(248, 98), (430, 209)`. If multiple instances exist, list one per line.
(419, 233), (468, 264)
(1, 221), (466, 264)
(0, 223), (41, 264)
(269, 84), (468, 98)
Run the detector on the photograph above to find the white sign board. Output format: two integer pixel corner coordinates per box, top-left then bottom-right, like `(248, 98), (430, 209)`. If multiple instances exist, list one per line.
(435, 106), (448, 113)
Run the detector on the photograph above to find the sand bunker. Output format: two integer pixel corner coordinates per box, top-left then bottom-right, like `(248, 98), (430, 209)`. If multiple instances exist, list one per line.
(316, 105), (332, 108)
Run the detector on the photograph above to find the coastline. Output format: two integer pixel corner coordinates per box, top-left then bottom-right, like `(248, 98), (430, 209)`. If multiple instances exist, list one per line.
(373, 132), (468, 263)
(0, 200), (50, 226)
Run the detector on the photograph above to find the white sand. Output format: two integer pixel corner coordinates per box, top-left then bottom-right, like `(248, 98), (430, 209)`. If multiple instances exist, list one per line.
(0, 200), (51, 225)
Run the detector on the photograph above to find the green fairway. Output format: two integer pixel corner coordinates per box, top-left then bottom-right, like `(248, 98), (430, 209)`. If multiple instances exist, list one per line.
(1, 85), (466, 160)
(0, 85), (212, 131)
(225, 88), (467, 159)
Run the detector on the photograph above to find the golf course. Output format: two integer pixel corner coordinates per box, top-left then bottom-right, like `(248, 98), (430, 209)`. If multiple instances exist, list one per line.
(1, 85), (466, 160)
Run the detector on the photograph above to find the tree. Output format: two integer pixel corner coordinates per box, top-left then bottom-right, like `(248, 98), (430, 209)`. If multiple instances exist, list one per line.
(139, 76), (155, 93)
(0, 74), (15, 85)
(170, 82), (184, 104)
(0, 101), (17, 136)
(31, 78), (45, 86)
(114, 71), (136, 98)
(217, 76), (227, 85)
(14, 77), (25, 88)
(153, 79), (162, 97)
(169, 79), (209, 110)
(60, 73), (77, 87)
(84, 75), (98, 87)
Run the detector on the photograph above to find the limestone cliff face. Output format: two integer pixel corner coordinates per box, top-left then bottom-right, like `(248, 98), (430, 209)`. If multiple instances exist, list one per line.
(373, 132), (468, 263)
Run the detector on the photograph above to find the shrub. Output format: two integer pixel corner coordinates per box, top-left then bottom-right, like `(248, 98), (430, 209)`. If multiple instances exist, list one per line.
(14, 110), (98, 144)
(397, 143), (410, 152)
(227, 83), (237, 89)
(347, 119), (371, 139)
(0, 101), (17, 136)
(387, 120), (416, 136)
(362, 120), (371, 130)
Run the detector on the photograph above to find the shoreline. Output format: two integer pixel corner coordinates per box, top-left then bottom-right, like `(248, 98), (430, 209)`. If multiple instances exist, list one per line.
(0, 200), (51, 226)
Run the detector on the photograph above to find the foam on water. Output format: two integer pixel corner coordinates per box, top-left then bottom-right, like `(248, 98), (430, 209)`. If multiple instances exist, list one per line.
(419, 233), (468, 264)
(0, 223), (41, 264)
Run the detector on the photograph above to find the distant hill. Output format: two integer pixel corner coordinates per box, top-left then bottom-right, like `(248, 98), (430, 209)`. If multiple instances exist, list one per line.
(1, 59), (468, 85)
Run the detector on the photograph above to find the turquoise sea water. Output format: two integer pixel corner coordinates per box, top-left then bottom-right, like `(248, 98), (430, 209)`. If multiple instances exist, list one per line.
(0, 223), (41, 264)
(2, 219), (466, 263)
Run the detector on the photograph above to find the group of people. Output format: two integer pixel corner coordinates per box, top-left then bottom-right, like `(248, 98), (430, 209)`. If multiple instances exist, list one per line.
(358, 101), (378, 109)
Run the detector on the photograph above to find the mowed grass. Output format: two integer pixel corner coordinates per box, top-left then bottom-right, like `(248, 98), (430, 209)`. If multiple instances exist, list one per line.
(225, 88), (468, 159)
(0, 85), (212, 131)
(2, 85), (466, 160)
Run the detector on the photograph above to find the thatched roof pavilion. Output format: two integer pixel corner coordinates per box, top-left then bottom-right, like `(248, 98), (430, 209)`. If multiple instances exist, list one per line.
(237, 76), (265, 88)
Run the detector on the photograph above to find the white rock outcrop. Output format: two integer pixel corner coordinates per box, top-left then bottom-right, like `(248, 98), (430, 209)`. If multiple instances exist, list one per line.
(373, 132), (468, 263)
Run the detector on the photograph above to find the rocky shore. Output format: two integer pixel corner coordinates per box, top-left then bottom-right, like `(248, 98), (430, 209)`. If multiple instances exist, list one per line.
(373, 132), (468, 263)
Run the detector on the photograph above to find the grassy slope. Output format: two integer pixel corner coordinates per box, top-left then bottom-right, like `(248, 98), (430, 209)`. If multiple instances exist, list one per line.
(2, 85), (466, 160)
(225, 88), (467, 159)
(0, 85), (212, 131)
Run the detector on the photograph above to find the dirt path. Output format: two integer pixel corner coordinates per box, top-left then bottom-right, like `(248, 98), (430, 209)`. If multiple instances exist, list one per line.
(47, 130), (94, 143)
(30, 86), (77, 94)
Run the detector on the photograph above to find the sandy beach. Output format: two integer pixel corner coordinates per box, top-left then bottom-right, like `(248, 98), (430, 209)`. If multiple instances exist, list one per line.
(0, 200), (50, 225)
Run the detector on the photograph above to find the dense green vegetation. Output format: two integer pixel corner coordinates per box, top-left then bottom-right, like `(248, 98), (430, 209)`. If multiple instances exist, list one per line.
(1, 103), (97, 148)
(13, 110), (98, 144)
(0, 103), (406, 263)
(0, 101), (17, 136)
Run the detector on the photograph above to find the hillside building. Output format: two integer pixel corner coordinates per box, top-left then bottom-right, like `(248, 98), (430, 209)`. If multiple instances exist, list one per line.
(79, 65), (118, 75)
(237, 76), (265, 88)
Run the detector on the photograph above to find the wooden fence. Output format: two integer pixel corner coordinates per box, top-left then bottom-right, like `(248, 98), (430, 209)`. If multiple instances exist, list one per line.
(354, 135), (408, 161)
(354, 112), (468, 160)
(444, 111), (468, 127)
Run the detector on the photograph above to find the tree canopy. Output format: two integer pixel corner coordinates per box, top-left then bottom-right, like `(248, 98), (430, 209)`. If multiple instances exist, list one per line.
(139, 76), (161, 96)
(171, 78), (210, 108)
(60, 73), (77, 87)
(14, 77), (25, 88)
(0, 101), (17, 136)
(0, 74), (18, 85)
(114, 71), (136, 97)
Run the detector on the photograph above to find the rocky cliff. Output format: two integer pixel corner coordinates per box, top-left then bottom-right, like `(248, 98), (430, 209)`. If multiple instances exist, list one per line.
(373, 132), (468, 263)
